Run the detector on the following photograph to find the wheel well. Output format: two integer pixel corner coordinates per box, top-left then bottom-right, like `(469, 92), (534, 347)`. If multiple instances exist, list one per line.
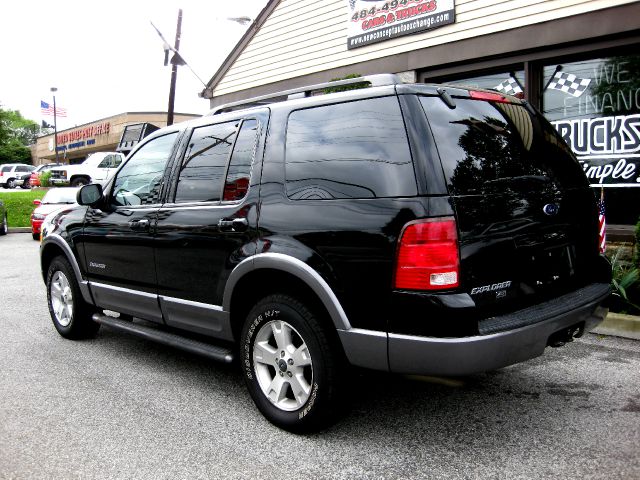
(229, 268), (338, 343)
(40, 243), (66, 282)
(70, 175), (91, 182)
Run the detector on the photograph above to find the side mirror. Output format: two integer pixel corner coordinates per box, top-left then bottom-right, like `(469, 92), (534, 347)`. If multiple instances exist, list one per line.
(77, 183), (103, 207)
(33, 199), (41, 206)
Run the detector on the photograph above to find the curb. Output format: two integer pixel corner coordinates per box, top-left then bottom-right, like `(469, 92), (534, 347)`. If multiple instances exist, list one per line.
(8, 228), (32, 233)
(591, 312), (640, 340)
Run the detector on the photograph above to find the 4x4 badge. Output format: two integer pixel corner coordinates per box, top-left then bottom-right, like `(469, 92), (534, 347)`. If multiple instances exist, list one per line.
(543, 203), (560, 216)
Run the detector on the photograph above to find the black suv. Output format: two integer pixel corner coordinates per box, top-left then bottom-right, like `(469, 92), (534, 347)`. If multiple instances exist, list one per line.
(40, 75), (610, 432)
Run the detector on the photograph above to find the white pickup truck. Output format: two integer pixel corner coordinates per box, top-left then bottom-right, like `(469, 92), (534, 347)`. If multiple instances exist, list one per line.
(49, 152), (125, 187)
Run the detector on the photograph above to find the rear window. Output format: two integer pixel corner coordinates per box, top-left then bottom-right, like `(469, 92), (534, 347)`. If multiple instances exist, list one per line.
(285, 97), (417, 199)
(419, 96), (586, 195)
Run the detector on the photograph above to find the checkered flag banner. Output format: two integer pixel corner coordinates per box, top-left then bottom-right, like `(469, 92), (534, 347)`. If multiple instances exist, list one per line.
(494, 78), (523, 96)
(547, 71), (591, 97)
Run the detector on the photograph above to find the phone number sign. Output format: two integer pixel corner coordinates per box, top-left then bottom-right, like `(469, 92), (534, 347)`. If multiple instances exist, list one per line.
(347, 0), (455, 49)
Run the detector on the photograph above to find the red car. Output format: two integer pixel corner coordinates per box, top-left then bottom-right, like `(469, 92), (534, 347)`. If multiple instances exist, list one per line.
(29, 163), (63, 187)
(31, 187), (78, 240)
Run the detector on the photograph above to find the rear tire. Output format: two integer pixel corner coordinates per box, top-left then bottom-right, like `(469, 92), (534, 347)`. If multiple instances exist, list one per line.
(7, 178), (16, 189)
(240, 294), (344, 433)
(0, 213), (7, 235)
(46, 256), (100, 339)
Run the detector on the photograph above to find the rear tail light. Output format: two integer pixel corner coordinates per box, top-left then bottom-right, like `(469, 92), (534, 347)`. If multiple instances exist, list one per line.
(394, 218), (460, 291)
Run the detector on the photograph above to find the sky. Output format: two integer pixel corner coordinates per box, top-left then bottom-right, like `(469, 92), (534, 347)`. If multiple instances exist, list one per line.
(0, 0), (268, 130)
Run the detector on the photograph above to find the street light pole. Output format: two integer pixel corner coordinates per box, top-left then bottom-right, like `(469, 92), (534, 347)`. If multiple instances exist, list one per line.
(167, 9), (183, 126)
(51, 87), (59, 164)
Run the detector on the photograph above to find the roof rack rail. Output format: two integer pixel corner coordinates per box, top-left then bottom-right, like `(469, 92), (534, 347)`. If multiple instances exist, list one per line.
(207, 74), (403, 115)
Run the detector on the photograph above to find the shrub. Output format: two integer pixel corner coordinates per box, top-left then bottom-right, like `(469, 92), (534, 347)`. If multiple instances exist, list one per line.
(40, 171), (52, 187)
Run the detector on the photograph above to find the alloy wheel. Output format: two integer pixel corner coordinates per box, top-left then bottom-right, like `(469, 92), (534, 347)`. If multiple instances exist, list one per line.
(252, 320), (314, 411)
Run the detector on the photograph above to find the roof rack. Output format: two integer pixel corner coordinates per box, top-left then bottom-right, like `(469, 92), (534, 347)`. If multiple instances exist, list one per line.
(208, 74), (403, 115)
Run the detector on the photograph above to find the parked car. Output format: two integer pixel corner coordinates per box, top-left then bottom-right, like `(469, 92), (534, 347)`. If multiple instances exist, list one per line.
(49, 152), (124, 187)
(31, 187), (78, 240)
(15, 172), (33, 189)
(29, 163), (63, 187)
(0, 199), (7, 235)
(40, 74), (611, 432)
(0, 163), (35, 189)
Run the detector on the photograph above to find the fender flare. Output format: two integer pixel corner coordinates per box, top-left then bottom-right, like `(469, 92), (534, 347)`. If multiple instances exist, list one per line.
(41, 234), (93, 304)
(223, 252), (352, 331)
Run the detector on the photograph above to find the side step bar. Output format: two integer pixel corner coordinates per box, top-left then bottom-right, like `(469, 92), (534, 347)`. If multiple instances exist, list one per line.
(92, 313), (235, 364)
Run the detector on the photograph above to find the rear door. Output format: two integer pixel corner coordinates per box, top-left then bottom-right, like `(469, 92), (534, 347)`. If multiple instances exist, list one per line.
(154, 112), (267, 338)
(419, 94), (599, 309)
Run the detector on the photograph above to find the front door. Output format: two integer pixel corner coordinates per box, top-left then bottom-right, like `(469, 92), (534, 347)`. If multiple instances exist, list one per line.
(81, 132), (180, 323)
(154, 116), (266, 338)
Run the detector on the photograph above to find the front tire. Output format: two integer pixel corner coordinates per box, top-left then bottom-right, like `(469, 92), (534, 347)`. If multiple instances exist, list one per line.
(46, 256), (100, 339)
(70, 177), (89, 187)
(241, 294), (344, 432)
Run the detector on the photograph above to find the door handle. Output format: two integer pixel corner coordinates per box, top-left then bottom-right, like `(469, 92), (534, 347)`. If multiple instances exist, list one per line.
(218, 217), (248, 232)
(128, 219), (150, 231)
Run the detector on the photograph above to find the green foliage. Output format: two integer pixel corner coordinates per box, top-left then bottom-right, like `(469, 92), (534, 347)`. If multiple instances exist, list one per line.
(0, 107), (40, 165)
(609, 245), (640, 315)
(40, 170), (52, 188)
(0, 142), (31, 164)
(323, 74), (369, 94)
(0, 190), (44, 227)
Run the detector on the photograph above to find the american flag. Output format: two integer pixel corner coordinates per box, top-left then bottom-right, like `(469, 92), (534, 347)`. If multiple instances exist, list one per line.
(597, 188), (606, 254)
(40, 100), (67, 117)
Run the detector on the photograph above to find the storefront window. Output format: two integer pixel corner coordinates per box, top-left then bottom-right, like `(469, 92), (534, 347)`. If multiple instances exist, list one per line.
(543, 55), (640, 225)
(444, 70), (525, 98)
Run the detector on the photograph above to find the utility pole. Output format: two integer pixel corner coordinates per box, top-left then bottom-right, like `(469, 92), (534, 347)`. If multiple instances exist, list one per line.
(51, 87), (59, 164)
(167, 9), (182, 126)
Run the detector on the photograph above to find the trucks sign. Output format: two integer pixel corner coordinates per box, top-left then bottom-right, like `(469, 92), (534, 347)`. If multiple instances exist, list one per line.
(347, 0), (455, 49)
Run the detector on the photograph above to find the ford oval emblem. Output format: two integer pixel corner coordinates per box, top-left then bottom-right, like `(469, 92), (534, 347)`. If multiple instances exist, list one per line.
(543, 203), (560, 216)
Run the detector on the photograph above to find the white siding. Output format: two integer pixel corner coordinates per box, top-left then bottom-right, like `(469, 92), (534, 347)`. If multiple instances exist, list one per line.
(212, 0), (636, 96)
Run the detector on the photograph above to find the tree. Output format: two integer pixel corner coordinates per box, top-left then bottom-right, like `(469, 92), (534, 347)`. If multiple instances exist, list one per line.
(0, 107), (40, 165)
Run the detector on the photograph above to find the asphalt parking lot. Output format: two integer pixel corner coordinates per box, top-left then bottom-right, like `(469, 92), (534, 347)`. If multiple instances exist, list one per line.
(1, 232), (639, 479)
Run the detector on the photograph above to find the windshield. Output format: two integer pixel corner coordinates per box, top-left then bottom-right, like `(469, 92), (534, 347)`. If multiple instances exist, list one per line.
(42, 188), (78, 204)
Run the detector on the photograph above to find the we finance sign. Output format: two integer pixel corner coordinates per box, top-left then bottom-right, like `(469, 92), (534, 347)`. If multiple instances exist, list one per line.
(346, 0), (455, 49)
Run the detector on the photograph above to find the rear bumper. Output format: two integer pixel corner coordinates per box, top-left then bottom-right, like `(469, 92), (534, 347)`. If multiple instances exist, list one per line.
(339, 283), (610, 376)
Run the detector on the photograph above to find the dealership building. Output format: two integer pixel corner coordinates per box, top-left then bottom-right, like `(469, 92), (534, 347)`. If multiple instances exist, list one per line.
(202, 0), (640, 232)
(33, 112), (198, 166)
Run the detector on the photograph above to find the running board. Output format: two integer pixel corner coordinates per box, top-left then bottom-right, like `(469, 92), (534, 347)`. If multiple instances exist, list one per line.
(92, 313), (235, 364)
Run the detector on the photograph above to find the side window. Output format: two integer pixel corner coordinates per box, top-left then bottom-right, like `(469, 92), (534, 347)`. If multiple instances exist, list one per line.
(111, 133), (178, 207)
(223, 119), (258, 201)
(114, 155), (123, 167)
(175, 122), (237, 203)
(97, 155), (113, 168)
(285, 97), (417, 199)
